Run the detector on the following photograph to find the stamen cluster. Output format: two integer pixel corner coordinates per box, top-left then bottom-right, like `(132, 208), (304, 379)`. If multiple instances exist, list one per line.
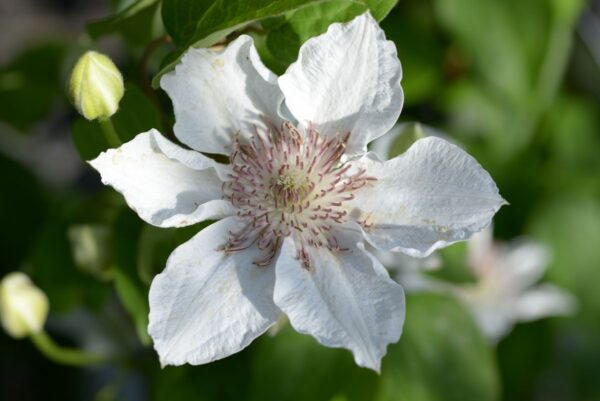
(221, 122), (375, 268)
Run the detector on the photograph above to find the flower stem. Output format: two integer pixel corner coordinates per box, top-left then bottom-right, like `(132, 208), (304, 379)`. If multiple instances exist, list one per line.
(98, 118), (122, 148)
(30, 331), (110, 366)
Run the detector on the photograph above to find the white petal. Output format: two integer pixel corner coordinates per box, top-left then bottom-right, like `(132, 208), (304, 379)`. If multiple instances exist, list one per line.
(466, 225), (495, 277)
(495, 241), (551, 291)
(161, 35), (284, 155)
(373, 247), (442, 271)
(89, 129), (233, 228)
(273, 235), (405, 372)
(469, 305), (513, 343)
(349, 137), (505, 257)
(513, 284), (576, 322)
(148, 217), (281, 366)
(279, 12), (403, 155)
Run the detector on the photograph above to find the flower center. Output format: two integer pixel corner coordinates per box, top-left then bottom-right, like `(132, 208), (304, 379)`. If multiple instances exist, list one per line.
(221, 121), (375, 268)
(272, 171), (310, 210)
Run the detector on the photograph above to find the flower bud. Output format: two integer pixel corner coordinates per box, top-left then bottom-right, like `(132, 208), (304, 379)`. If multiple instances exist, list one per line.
(0, 272), (49, 339)
(69, 51), (124, 121)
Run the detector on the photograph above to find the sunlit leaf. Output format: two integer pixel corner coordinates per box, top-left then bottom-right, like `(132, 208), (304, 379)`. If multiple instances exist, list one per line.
(154, 0), (397, 86)
(162, 0), (323, 47)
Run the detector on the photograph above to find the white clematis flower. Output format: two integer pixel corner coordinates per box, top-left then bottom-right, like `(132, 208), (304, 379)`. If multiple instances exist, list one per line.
(90, 13), (505, 371)
(455, 227), (576, 343)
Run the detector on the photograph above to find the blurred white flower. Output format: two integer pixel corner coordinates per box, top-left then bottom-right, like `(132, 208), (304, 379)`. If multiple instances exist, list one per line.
(0, 272), (49, 339)
(90, 13), (504, 371)
(374, 247), (444, 292)
(455, 227), (576, 342)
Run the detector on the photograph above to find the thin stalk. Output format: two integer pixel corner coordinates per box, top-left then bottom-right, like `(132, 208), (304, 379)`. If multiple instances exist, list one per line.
(98, 118), (121, 148)
(30, 331), (110, 367)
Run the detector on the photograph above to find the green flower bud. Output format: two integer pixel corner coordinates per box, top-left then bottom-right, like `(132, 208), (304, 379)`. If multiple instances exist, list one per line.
(0, 272), (49, 339)
(69, 51), (124, 121)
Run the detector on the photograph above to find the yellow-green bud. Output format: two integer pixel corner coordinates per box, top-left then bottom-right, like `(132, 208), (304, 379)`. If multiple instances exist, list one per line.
(69, 51), (124, 121)
(0, 272), (49, 339)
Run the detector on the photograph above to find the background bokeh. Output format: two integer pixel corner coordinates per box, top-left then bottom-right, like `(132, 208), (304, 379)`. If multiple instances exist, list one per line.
(1, 0), (599, 400)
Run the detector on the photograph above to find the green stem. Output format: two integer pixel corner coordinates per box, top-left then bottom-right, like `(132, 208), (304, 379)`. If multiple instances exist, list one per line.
(98, 118), (122, 148)
(30, 331), (110, 367)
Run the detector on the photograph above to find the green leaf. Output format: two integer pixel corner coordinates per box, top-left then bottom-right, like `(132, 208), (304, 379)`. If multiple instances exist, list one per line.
(380, 3), (443, 105)
(249, 326), (378, 401)
(87, 0), (164, 45)
(28, 202), (110, 313)
(71, 83), (163, 160)
(155, 0), (397, 86)
(541, 95), (600, 173)
(113, 208), (151, 345)
(154, 0), (330, 87)
(262, 1), (369, 72)
(153, 350), (254, 401)
(0, 155), (46, 271)
(434, 0), (584, 157)
(71, 118), (110, 161)
(375, 293), (500, 401)
(162, 0), (322, 47)
(434, 0), (540, 102)
(137, 222), (210, 285)
(0, 43), (65, 131)
(137, 226), (177, 286)
(528, 194), (600, 326)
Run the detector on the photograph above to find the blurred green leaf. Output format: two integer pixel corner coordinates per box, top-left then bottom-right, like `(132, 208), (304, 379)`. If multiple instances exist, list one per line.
(71, 118), (110, 161)
(435, 0), (544, 101)
(375, 293), (500, 401)
(528, 194), (600, 328)
(137, 222), (209, 285)
(137, 226), (176, 286)
(87, 0), (164, 45)
(0, 155), (46, 272)
(250, 326), (377, 401)
(71, 83), (162, 160)
(525, 193), (600, 399)
(381, 3), (443, 105)
(154, 350), (254, 401)
(113, 208), (151, 345)
(541, 95), (600, 174)
(0, 43), (65, 131)
(112, 83), (163, 139)
(29, 204), (110, 313)
(434, 0), (584, 158)
(496, 321), (555, 401)
(431, 241), (476, 285)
